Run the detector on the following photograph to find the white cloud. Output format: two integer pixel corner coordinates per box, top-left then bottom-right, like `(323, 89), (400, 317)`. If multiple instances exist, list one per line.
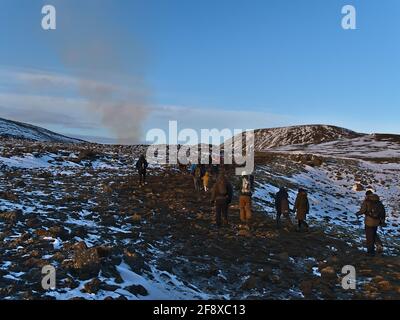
(0, 66), (292, 143)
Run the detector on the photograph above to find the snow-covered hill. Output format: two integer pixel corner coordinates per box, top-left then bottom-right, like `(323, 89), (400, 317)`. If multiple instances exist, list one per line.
(227, 125), (363, 151)
(271, 133), (400, 161)
(0, 117), (83, 143)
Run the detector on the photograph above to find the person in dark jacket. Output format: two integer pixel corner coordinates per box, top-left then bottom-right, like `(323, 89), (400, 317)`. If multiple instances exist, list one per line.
(211, 173), (233, 227)
(192, 165), (202, 191)
(294, 188), (309, 231)
(356, 190), (385, 256)
(135, 154), (148, 186)
(275, 187), (293, 228)
(237, 172), (255, 227)
(211, 164), (219, 177)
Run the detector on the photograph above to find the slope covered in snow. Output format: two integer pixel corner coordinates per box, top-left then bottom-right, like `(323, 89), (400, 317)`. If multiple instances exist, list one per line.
(0, 140), (399, 300)
(271, 133), (400, 161)
(0, 123), (399, 300)
(227, 125), (363, 152)
(253, 158), (400, 247)
(0, 117), (83, 143)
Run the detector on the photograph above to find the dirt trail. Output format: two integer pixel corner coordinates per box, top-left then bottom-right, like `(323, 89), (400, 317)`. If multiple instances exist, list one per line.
(0, 149), (399, 299)
(115, 168), (400, 299)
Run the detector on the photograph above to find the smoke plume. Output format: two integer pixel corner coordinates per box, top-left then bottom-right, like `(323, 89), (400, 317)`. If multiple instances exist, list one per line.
(49, 0), (151, 144)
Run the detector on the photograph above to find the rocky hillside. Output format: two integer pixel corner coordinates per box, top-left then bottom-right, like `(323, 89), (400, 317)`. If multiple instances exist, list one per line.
(0, 117), (83, 143)
(0, 139), (399, 300)
(272, 133), (400, 162)
(226, 125), (363, 152)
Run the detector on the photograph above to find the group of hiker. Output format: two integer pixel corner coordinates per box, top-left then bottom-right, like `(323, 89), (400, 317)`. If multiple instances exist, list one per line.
(135, 155), (388, 257)
(188, 163), (312, 232)
(274, 186), (387, 256)
(189, 163), (219, 192)
(275, 187), (310, 230)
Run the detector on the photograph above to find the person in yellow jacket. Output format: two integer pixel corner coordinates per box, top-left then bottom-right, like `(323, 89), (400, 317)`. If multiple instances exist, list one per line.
(202, 170), (210, 192)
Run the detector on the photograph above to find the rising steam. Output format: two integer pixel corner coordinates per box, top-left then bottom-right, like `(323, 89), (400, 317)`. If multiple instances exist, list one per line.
(49, 0), (151, 144)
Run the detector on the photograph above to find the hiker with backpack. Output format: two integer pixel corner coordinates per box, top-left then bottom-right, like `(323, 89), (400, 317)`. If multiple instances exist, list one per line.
(356, 190), (386, 256)
(135, 154), (148, 186)
(275, 187), (293, 228)
(238, 172), (255, 228)
(192, 165), (202, 191)
(202, 170), (210, 192)
(211, 173), (233, 228)
(294, 188), (310, 231)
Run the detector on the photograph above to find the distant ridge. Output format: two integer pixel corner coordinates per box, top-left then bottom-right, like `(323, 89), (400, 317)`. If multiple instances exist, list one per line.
(0, 117), (85, 143)
(227, 124), (364, 151)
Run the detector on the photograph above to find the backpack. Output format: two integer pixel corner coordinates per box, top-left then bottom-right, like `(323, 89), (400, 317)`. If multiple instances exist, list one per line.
(241, 177), (251, 194)
(195, 167), (201, 178)
(368, 200), (386, 221)
(217, 180), (228, 196)
(280, 198), (290, 215)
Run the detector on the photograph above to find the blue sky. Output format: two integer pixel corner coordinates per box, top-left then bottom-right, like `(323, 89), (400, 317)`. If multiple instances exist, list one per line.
(0, 0), (399, 143)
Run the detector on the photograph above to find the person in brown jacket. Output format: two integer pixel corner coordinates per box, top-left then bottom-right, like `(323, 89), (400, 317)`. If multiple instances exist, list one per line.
(356, 190), (385, 256)
(211, 173), (233, 228)
(294, 188), (309, 231)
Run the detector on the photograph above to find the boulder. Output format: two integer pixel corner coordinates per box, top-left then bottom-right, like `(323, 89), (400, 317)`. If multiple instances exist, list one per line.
(320, 266), (337, 279)
(72, 241), (88, 251)
(131, 214), (142, 223)
(71, 226), (87, 238)
(240, 276), (260, 290)
(26, 217), (41, 228)
(311, 156), (323, 167)
(0, 192), (19, 201)
(70, 247), (102, 280)
(124, 249), (149, 274)
(63, 277), (80, 289)
(377, 280), (393, 292)
(48, 226), (70, 240)
(352, 183), (364, 192)
(95, 246), (113, 258)
(83, 278), (102, 294)
(0, 211), (20, 223)
(125, 284), (148, 296)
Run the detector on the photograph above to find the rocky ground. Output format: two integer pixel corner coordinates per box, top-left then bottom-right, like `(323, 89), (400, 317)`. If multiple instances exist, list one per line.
(0, 139), (399, 300)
